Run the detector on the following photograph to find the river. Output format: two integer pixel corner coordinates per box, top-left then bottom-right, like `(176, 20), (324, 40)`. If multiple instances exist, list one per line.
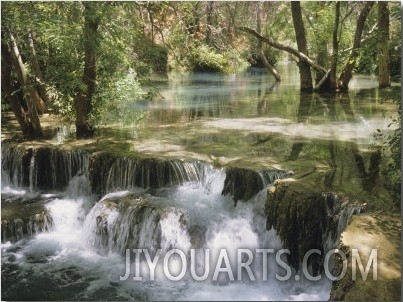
(1, 65), (399, 300)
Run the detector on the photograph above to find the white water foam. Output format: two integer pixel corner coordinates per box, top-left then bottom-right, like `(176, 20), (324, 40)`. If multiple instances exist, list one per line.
(2, 168), (332, 301)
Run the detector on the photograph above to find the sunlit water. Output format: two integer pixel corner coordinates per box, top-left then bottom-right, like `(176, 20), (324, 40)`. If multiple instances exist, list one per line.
(2, 65), (399, 300)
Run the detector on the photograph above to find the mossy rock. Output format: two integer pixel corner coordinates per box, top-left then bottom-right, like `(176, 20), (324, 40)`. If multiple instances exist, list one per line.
(222, 166), (291, 204)
(265, 177), (364, 274)
(1, 194), (54, 242)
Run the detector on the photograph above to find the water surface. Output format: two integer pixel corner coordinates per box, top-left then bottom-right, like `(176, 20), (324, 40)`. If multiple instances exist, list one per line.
(2, 65), (400, 301)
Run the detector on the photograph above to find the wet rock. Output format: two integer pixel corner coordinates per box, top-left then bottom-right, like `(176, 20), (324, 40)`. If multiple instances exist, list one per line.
(265, 178), (364, 274)
(86, 193), (190, 255)
(222, 166), (291, 204)
(1, 194), (54, 243)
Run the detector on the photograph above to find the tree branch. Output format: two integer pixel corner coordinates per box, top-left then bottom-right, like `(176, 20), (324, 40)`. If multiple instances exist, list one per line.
(236, 26), (327, 74)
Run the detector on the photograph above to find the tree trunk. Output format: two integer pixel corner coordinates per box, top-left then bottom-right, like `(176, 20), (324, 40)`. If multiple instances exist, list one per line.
(10, 34), (46, 115)
(329, 2), (341, 91)
(27, 30), (50, 105)
(75, 2), (99, 139)
(378, 2), (390, 88)
(260, 48), (281, 82)
(146, 4), (155, 43)
(9, 33), (43, 137)
(339, 2), (374, 90)
(1, 40), (35, 137)
(291, 1), (313, 92)
(205, 1), (214, 45)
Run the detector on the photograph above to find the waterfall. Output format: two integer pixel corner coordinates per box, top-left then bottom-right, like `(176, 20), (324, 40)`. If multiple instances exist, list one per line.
(1, 143), (290, 199)
(83, 192), (191, 256)
(29, 149), (36, 193)
(1, 141), (31, 188)
(222, 167), (292, 203)
(1, 141), (89, 191)
(101, 157), (208, 194)
(1, 144), (332, 300)
(322, 193), (365, 253)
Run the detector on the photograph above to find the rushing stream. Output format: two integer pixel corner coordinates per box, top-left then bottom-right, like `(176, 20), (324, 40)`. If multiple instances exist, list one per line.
(1, 165), (330, 300)
(1, 65), (400, 300)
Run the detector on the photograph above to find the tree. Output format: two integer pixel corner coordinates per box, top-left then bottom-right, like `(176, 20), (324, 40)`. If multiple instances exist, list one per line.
(378, 2), (391, 88)
(291, 1), (313, 92)
(256, 2), (281, 82)
(338, 2), (374, 90)
(205, 1), (214, 45)
(329, 2), (341, 91)
(1, 38), (37, 137)
(1, 3), (48, 138)
(74, 2), (100, 138)
(8, 32), (43, 137)
(27, 30), (50, 106)
(238, 1), (377, 92)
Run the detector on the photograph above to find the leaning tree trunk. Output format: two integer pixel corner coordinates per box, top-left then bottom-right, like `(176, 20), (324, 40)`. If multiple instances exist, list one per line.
(1, 40), (35, 137)
(291, 1), (313, 92)
(9, 33), (46, 116)
(378, 1), (391, 88)
(338, 2), (374, 90)
(9, 33), (43, 137)
(75, 2), (99, 139)
(27, 30), (50, 104)
(237, 27), (327, 75)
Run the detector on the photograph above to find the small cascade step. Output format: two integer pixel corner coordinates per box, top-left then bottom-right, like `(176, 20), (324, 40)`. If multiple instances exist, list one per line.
(1, 193), (54, 243)
(84, 192), (190, 255)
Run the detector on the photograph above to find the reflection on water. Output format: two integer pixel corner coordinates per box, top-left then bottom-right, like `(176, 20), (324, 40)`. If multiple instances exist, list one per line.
(90, 64), (399, 196)
(141, 65), (301, 124)
(90, 65), (399, 161)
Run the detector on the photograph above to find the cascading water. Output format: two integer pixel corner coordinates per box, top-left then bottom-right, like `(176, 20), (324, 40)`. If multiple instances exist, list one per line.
(1, 145), (332, 301)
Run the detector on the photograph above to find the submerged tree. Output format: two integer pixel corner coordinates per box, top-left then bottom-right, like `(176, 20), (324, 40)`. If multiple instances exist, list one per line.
(291, 1), (313, 92)
(338, 2), (374, 90)
(237, 1), (390, 92)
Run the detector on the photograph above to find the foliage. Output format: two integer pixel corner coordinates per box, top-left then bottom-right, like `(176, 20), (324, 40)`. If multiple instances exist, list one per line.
(354, 34), (377, 74)
(133, 37), (168, 73)
(92, 68), (146, 126)
(382, 100), (401, 205)
(388, 4), (401, 78)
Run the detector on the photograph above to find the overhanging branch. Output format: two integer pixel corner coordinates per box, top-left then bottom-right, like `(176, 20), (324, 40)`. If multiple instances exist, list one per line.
(237, 26), (327, 74)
